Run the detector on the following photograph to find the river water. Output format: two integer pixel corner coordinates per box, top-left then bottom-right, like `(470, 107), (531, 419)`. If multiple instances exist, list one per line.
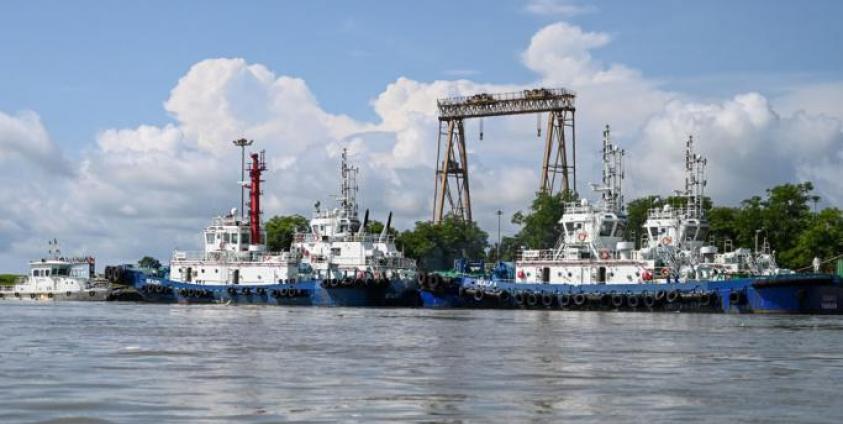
(0, 302), (841, 423)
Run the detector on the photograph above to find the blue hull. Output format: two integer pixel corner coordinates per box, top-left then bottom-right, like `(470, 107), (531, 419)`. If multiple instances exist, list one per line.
(126, 270), (418, 307)
(420, 273), (843, 314)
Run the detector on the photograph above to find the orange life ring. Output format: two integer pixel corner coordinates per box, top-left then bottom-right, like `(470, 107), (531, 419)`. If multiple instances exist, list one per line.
(660, 267), (671, 278)
(661, 236), (672, 245)
(599, 249), (610, 260)
(577, 232), (588, 242)
(517, 270), (526, 280)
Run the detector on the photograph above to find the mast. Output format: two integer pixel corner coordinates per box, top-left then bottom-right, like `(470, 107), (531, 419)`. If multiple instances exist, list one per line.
(684, 135), (707, 219)
(593, 125), (625, 213)
(247, 151), (267, 244)
(340, 148), (359, 221)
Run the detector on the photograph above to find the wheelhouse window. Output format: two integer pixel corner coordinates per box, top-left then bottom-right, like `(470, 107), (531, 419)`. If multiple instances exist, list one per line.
(223, 233), (230, 243)
(614, 221), (626, 237)
(205, 233), (214, 244)
(684, 226), (697, 241)
(241, 233), (250, 245)
(231, 233), (239, 244)
(599, 220), (615, 237)
(331, 247), (341, 256)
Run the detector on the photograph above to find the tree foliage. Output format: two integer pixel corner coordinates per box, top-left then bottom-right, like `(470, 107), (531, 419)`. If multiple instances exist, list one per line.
(366, 219), (398, 237)
(138, 256), (161, 270)
(265, 214), (309, 252)
(510, 191), (572, 251)
(0, 274), (20, 286)
(396, 216), (488, 271)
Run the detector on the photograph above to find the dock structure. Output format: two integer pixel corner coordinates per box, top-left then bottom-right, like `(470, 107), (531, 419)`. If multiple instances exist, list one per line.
(432, 88), (577, 223)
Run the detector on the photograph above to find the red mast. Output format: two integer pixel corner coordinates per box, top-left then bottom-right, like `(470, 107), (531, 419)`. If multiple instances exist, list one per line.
(247, 151), (267, 244)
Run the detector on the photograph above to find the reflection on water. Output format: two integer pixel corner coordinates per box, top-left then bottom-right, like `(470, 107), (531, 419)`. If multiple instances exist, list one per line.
(0, 303), (842, 423)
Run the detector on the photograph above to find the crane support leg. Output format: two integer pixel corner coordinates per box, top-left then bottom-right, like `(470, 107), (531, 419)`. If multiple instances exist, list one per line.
(433, 119), (471, 223)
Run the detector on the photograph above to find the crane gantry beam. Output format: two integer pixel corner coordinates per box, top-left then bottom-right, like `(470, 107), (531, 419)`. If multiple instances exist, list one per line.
(433, 88), (577, 223)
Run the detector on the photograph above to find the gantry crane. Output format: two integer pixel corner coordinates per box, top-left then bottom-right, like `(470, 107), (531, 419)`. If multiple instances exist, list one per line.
(432, 88), (576, 223)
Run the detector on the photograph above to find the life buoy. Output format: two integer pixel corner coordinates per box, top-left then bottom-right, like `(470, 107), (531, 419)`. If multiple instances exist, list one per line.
(577, 232), (588, 242)
(642, 270), (653, 281)
(661, 236), (672, 245)
(517, 270), (526, 280)
(599, 249), (610, 260)
(660, 267), (671, 278)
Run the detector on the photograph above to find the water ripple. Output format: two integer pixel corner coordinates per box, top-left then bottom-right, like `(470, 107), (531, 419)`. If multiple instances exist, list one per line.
(0, 303), (842, 422)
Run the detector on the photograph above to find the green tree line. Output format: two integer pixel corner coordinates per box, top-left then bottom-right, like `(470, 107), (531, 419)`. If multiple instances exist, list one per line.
(138, 181), (842, 273)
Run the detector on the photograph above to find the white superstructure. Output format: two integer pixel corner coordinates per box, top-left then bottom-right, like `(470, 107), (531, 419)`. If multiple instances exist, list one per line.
(637, 136), (786, 280)
(516, 126), (651, 284)
(514, 128), (786, 286)
(169, 211), (304, 286)
(169, 150), (308, 286)
(292, 149), (417, 282)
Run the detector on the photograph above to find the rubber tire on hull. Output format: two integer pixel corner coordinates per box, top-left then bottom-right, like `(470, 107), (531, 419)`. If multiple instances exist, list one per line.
(558, 293), (572, 308)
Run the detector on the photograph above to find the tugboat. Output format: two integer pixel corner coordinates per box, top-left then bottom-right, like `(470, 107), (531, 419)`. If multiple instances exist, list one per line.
(0, 240), (110, 301)
(117, 146), (417, 306)
(419, 127), (843, 314)
(292, 148), (419, 306)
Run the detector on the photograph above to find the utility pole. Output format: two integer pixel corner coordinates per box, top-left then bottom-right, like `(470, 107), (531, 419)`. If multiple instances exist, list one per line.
(232, 138), (254, 221)
(496, 209), (502, 261)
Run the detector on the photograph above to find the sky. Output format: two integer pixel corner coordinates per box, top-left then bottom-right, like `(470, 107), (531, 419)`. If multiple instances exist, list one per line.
(0, 0), (842, 271)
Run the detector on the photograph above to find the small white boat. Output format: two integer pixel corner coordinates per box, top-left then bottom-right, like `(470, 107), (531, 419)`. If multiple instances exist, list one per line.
(0, 241), (110, 301)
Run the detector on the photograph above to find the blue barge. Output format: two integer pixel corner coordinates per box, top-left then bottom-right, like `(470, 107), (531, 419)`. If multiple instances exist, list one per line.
(418, 268), (843, 314)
